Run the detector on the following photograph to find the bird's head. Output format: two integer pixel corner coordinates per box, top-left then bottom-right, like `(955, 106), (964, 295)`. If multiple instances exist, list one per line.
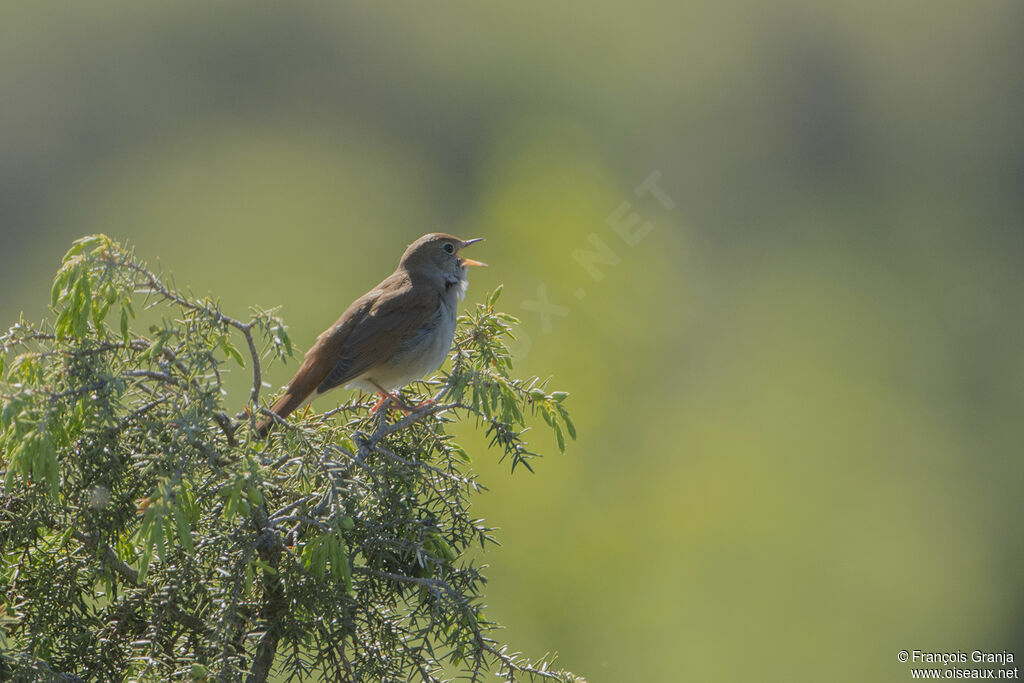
(400, 233), (485, 297)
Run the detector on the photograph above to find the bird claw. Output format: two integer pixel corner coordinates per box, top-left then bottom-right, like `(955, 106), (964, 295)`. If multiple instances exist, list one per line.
(370, 391), (414, 415)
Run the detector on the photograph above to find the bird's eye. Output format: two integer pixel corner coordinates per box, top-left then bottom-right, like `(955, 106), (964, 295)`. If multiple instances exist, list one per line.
(443, 243), (455, 254)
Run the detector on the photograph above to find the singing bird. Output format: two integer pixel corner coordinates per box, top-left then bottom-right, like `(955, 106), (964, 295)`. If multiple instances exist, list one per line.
(254, 233), (485, 437)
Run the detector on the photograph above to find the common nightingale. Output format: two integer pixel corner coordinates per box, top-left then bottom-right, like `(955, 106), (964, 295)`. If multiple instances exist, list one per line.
(254, 233), (485, 437)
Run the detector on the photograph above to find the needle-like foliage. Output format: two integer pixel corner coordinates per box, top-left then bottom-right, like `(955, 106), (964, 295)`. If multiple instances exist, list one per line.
(0, 235), (579, 683)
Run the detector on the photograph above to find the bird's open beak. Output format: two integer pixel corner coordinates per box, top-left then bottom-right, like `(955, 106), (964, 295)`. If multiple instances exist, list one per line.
(458, 238), (486, 267)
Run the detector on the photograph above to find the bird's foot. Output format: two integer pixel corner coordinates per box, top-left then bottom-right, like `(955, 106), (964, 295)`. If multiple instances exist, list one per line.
(370, 393), (390, 414)
(370, 391), (415, 414)
(411, 398), (436, 411)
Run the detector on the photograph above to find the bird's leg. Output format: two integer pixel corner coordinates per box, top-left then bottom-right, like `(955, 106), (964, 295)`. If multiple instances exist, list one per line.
(389, 393), (417, 414)
(368, 382), (414, 414)
(370, 391), (392, 414)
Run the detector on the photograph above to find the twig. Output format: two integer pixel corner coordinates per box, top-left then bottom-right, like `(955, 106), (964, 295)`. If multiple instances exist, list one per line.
(71, 530), (208, 635)
(123, 260), (263, 411)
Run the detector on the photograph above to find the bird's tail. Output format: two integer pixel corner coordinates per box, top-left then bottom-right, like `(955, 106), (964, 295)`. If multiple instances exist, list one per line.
(252, 345), (330, 438)
(254, 390), (307, 438)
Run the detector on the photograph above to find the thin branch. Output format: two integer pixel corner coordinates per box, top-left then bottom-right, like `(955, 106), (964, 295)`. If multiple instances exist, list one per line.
(370, 443), (472, 486)
(72, 530), (140, 585)
(71, 530), (209, 635)
(245, 517), (287, 683)
(122, 260), (263, 410)
(125, 369), (178, 384)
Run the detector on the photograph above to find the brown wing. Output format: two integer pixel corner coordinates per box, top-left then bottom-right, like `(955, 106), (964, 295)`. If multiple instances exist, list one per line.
(255, 272), (438, 437)
(317, 276), (440, 393)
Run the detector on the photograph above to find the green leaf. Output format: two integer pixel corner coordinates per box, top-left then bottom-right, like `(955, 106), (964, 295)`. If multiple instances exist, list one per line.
(303, 537), (326, 579)
(74, 274), (93, 337)
(153, 514), (166, 563)
(222, 488), (238, 519)
(4, 440), (26, 490)
(329, 536), (345, 581)
(93, 297), (112, 327)
(430, 534), (457, 562)
(174, 508), (194, 554)
(252, 560), (277, 576)
(557, 404), (576, 440)
(62, 241), (87, 260)
(138, 506), (157, 540)
(120, 306), (130, 344)
(271, 321), (293, 358)
(552, 422), (566, 453)
(40, 433), (58, 500)
(0, 399), (16, 430)
(148, 334), (166, 362)
(488, 285), (503, 308)
(245, 483), (262, 505)
(332, 536), (351, 592)
(221, 337), (245, 368)
(55, 306), (70, 340)
(50, 276), (63, 308)
(66, 234), (105, 258)
(540, 407), (555, 428)
(138, 546), (153, 583)
(280, 327), (293, 356)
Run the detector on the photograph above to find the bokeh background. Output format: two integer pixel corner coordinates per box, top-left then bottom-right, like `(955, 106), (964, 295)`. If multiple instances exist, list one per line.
(3, 2), (1023, 681)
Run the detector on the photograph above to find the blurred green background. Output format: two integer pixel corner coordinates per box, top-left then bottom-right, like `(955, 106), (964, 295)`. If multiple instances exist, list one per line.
(3, 2), (1023, 681)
